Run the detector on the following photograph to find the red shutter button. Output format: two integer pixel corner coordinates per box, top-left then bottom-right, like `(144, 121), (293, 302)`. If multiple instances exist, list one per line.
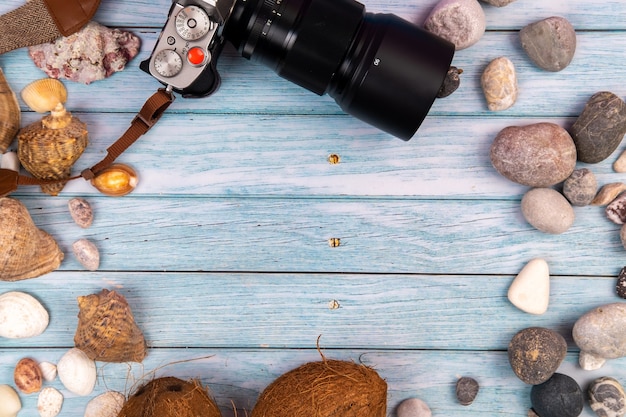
(187, 47), (206, 66)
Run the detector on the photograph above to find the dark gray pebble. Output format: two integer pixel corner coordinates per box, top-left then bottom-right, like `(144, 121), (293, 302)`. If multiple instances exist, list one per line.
(456, 376), (479, 405)
(508, 327), (567, 385)
(563, 168), (598, 206)
(437, 66), (463, 98)
(617, 267), (626, 299)
(520, 17), (576, 72)
(530, 373), (584, 417)
(570, 92), (626, 164)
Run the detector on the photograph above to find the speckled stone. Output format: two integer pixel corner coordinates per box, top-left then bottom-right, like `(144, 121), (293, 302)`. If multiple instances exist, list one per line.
(456, 376), (479, 406)
(481, 57), (518, 111)
(563, 168), (598, 206)
(606, 193), (626, 225)
(588, 376), (626, 417)
(570, 92), (626, 164)
(521, 188), (575, 235)
(530, 373), (584, 417)
(397, 398), (432, 417)
(616, 267), (626, 299)
(424, 0), (486, 50)
(520, 17), (576, 72)
(480, 0), (517, 5)
(508, 327), (567, 385)
(573, 303), (626, 370)
(490, 123), (577, 187)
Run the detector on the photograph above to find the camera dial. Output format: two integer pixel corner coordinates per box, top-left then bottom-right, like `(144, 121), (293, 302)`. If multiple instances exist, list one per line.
(175, 5), (214, 41)
(153, 49), (183, 77)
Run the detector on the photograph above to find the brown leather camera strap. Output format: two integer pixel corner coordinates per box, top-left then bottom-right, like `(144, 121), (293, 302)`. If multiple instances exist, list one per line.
(0, 88), (175, 196)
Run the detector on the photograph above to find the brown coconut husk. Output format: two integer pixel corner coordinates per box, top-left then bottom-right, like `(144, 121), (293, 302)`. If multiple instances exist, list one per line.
(117, 376), (222, 417)
(251, 359), (387, 417)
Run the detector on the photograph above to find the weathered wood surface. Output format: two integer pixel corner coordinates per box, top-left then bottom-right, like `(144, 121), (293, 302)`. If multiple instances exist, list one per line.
(1, 0), (626, 416)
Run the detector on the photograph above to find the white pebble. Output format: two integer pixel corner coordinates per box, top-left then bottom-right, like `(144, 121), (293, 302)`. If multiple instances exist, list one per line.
(397, 398), (432, 417)
(424, 0), (486, 50)
(507, 258), (550, 315)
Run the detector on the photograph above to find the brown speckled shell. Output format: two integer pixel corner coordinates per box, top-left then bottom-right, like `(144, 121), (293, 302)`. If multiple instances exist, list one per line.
(74, 289), (147, 363)
(0, 197), (64, 281)
(0, 68), (20, 153)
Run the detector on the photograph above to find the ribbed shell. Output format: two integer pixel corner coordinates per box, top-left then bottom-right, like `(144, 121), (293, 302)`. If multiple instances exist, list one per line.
(74, 289), (147, 363)
(0, 197), (64, 281)
(0, 68), (20, 153)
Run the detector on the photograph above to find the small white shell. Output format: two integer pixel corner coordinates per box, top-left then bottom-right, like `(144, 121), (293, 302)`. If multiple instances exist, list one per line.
(0, 152), (19, 172)
(56, 348), (96, 396)
(84, 391), (125, 417)
(0, 291), (49, 339)
(72, 239), (100, 271)
(39, 361), (57, 382)
(0, 384), (21, 417)
(37, 387), (63, 417)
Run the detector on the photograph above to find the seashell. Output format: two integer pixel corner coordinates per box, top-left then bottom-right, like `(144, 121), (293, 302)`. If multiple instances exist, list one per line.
(72, 239), (100, 271)
(68, 197), (93, 228)
(91, 164), (138, 197)
(0, 68), (20, 154)
(0, 385), (21, 417)
(0, 197), (64, 281)
(17, 102), (89, 196)
(21, 78), (67, 113)
(74, 289), (147, 363)
(0, 291), (49, 338)
(37, 387), (63, 417)
(592, 183), (626, 206)
(84, 391), (125, 417)
(39, 362), (57, 382)
(1, 151), (19, 172)
(14, 357), (43, 394)
(56, 348), (97, 396)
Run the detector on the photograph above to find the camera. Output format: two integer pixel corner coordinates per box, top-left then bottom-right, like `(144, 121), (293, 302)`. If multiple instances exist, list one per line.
(141, 0), (455, 140)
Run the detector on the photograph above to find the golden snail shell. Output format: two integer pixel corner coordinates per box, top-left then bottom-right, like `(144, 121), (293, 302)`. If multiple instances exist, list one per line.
(74, 289), (147, 363)
(0, 68), (20, 154)
(20, 78), (67, 113)
(91, 164), (138, 196)
(0, 197), (64, 281)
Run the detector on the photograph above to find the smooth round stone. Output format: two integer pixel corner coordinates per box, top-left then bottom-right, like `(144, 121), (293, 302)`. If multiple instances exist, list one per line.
(397, 398), (432, 417)
(520, 16), (576, 72)
(563, 168), (598, 206)
(508, 327), (567, 385)
(573, 303), (626, 370)
(424, 0), (486, 50)
(521, 188), (575, 234)
(456, 376), (479, 406)
(530, 373), (584, 417)
(481, 56), (518, 111)
(480, 0), (517, 6)
(570, 92), (626, 164)
(588, 376), (626, 417)
(490, 122), (577, 187)
(508, 258), (550, 315)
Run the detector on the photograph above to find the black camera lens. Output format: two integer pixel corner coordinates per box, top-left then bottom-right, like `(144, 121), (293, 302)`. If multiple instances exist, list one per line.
(225, 0), (455, 140)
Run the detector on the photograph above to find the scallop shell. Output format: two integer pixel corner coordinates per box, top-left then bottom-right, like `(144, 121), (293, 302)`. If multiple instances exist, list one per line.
(17, 103), (89, 196)
(0, 291), (49, 338)
(91, 164), (138, 196)
(84, 391), (125, 417)
(21, 78), (68, 113)
(74, 289), (147, 363)
(37, 387), (63, 417)
(56, 348), (96, 396)
(14, 357), (43, 394)
(39, 362), (57, 382)
(0, 68), (20, 154)
(0, 197), (64, 281)
(0, 385), (21, 417)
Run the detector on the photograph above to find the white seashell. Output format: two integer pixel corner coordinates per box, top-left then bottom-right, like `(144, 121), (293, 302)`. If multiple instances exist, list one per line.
(39, 361), (57, 382)
(1, 152), (19, 172)
(37, 387), (63, 417)
(0, 291), (49, 338)
(0, 385), (21, 417)
(84, 391), (125, 417)
(56, 348), (96, 396)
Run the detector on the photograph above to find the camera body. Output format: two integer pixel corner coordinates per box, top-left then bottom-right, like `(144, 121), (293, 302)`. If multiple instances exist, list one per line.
(141, 0), (455, 140)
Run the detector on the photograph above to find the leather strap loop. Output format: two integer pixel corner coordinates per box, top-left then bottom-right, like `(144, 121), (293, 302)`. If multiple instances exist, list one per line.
(42, 0), (101, 36)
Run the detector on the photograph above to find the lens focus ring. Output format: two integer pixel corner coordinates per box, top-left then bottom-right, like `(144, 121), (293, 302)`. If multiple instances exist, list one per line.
(241, 0), (280, 58)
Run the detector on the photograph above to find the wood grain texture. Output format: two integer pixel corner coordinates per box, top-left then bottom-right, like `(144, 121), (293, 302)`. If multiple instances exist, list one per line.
(0, 0), (625, 416)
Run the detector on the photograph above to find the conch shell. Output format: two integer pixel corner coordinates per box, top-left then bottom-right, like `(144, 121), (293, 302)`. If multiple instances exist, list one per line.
(17, 93), (88, 195)
(0, 68), (20, 153)
(0, 197), (64, 281)
(74, 289), (147, 363)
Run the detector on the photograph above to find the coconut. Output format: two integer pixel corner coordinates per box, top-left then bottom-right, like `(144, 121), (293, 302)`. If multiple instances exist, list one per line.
(251, 359), (387, 417)
(117, 377), (222, 417)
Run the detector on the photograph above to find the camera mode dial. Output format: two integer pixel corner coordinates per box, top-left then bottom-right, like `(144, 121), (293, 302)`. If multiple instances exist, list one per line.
(153, 49), (183, 77)
(175, 5), (214, 41)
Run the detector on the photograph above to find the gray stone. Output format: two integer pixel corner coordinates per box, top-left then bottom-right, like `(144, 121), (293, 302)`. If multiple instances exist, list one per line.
(563, 168), (598, 206)
(570, 92), (626, 164)
(588, 377), (626, 417)
(490, 123), (577, 187)
(508, 327), (567, 385)
(573, 303), (626, 370)
(521, 188), (575, 234)
(480, 0), (517, 5)
(530, 373), (584, 417)
(397, 398), (432, 417)
(424, 0), (486, 50)
(520, 16), (576, 72)
(456, 376), (479, 406)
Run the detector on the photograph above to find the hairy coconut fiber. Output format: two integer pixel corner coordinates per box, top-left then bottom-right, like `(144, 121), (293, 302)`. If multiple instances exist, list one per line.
(251, 359), (387, 417)
(117, 377), (222, 417)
